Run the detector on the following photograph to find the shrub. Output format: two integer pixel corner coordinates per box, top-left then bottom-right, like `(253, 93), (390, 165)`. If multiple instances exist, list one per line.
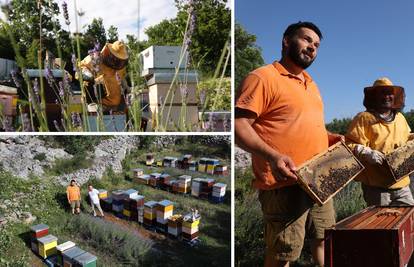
(33, 153), (46, 161)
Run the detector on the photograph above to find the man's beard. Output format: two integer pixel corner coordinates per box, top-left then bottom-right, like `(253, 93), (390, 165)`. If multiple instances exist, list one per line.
(288, 42), (315, 69)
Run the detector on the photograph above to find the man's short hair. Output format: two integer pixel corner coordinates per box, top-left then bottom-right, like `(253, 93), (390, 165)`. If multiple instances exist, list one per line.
(283, 21), (323, 40)
(70, 179), (76, 183)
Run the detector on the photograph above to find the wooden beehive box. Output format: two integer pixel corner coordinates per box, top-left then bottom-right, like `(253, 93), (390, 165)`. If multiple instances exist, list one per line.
(325, 206), (414, 267)
(383, 139), (414, 182)
(295, 141), (365, 205)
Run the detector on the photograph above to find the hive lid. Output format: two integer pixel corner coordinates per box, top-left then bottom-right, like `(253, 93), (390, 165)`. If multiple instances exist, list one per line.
(213, 183), (227, 188)
(73, 252), (97, 264)
(62, 246), (85, 258)
(37, 234), (58, 244)
(30, 223), (49, 232)
(56, 241), (76, 252)
(144, 201), (158, 207)
(158, 200), (173, 207)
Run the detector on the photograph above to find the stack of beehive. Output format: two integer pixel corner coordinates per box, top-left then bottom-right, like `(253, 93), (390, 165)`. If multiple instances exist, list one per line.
(206, 159), (220, 175)
(56, 241), (75, 266)
(199, 178), (215, 199)
(133, 168), (144, 178)
(198, 158), (208, 172)
(149, 173), (162, 188)
(128, 194), (145, 221)
(136, 174), (151, 185)
(177, 175), (191, 194)
(188, 160), (197, 171)
(146, 153), (154, 166)
(111, 190), (126, 215)
(98, 189), (108, 199)
(122, 189), (139, 218)
(182, 154), (192, 169)
(168, 214), (183, 238)
(212, 183), (227, 203)
(214, 165), (228, 176)
(100, 196), (113, 212)
(143, 201), (158, 227)
(30, 224), (58, 259)
(160, 173), (171, 190)
(182, 213), (201, 242)
(156, 200), (174, 233)
(191, 178), (203, 197)
(163, 156), (178, 167)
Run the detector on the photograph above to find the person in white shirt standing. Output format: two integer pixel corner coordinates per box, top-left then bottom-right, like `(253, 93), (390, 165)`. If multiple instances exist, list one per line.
(88, 185), (105, 217)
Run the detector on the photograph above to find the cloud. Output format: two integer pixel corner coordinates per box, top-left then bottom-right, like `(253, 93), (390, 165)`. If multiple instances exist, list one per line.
(0, 0), (178, 41)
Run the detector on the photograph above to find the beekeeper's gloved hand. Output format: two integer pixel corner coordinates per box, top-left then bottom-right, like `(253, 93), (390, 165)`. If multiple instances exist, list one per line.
(354, 144), (385, 165)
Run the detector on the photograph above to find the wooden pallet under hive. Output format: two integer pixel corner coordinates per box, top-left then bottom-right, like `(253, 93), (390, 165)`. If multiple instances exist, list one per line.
(295, 141), (365, 205)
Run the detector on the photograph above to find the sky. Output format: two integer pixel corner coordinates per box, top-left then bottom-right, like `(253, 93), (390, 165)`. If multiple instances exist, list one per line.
(0, 0), (178, 41)
(236, 0), (414, 123)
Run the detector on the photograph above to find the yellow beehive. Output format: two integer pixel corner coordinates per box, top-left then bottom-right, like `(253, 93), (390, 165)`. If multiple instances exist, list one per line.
(206, 165), (215, 174)
(38, 234), (58, 259)
(144, 212), (155, 220)
(183, 219), (200, 229)
(123, 209), (131, 217)
(98, 190), (107, 199)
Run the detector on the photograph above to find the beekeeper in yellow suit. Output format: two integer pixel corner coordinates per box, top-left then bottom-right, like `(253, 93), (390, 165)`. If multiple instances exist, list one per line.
(78, 41), (128, 110)
(346, 77), (414, 206)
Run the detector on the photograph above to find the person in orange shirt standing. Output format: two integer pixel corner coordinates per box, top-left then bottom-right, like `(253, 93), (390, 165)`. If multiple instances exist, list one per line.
(66, 179), (81, 215)
(235, 21), (341, 267)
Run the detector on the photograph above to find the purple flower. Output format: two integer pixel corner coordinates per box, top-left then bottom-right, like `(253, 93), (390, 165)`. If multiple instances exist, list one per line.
(199, 90), (206, 105)
(32, 78), (40, 102)
(2, 116), (14, 131)
(71, 112), (82, 128)
(22, 113), (32, 132)
(58, 81), (65, 98)
(71, 54), (77, 72)
(180, 85), (188, 99)
(10, 70), (21, 88)
(53, 120), (63, 132)
(115, 72), (121, 85)
(62, 1), (70, 25)
(45, 66), (55, 87)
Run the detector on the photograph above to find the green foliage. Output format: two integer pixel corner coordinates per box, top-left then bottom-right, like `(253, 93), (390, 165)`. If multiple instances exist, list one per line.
(107, 25), (119, 43)
(146, 0), (230, 76)
(326, 118), (352, 135)
(0, 27), (14, 60)
(33, 152), (46, 161)
(43, 136), (104, 155)
(47, 154), (92, 176)
(235, 23), (265, 90)
(403, 109), (414, 130)
(1, 0), (70, 61)
(84, 18), (107, 49)
(198, 77), (231, 111)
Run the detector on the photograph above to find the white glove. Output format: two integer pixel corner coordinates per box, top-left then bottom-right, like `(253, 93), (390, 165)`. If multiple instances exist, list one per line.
(354, 144), (385, 165)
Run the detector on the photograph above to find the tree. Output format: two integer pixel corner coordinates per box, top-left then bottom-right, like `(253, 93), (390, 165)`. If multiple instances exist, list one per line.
(145, 0), (230, 76)
(235, 23), (264, 90)
(107, 25), (119, 43)
(0, 0), (69, 64)
(83, 18), (107, 50)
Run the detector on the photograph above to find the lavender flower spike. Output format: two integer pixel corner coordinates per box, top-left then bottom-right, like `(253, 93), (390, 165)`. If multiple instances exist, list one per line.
(62, 1), (70, 25)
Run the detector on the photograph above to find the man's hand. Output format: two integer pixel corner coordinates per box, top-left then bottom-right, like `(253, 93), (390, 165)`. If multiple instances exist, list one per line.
(355, 144), (385, 165)
(328, 132), (345, 146)
(269, 153), (298, 182)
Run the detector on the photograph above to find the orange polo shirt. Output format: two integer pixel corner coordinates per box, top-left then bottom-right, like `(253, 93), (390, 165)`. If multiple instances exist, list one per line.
(236, 62), (329, 190)
(66, 185), (81, 201)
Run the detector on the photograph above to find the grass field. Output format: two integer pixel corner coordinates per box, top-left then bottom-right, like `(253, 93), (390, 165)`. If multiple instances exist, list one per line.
(0, 140), (231, 267)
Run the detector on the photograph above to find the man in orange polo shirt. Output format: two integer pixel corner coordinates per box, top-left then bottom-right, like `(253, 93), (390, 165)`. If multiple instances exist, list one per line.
(235, 21), (341, 267)
(66, 179), (81, 214)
